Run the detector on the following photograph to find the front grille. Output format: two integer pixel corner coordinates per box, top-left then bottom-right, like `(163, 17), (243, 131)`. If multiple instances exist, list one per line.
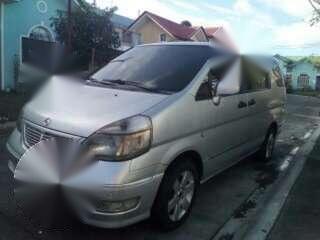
(23, 123), (62, 148)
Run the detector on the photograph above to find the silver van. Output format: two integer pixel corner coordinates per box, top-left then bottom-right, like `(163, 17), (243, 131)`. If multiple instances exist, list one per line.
(6, 42), (286, 230)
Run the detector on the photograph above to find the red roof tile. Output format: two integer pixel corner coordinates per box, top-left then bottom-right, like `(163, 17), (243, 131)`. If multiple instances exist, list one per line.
(128, 11), (237, 51)
(145, 11), (197, 40)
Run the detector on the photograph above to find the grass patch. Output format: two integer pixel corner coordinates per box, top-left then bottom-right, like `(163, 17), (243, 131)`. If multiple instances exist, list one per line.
(0, 91), (30, 123)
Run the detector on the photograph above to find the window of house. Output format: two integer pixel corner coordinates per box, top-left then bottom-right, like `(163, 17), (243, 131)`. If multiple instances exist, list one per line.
(135, 33), (142, 45)
(241, 58), (270, 92)
(298, 73), (310, 88)
(160, 33), (167, 42)
(29, 26), (53, 42)
(316, 75), (320, 90)
(115, 29), (122, 40)
(123, 31), (132, 44)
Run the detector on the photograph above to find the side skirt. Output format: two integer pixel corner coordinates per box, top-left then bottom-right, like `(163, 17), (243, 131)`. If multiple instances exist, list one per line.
(200, 147), (260, 184)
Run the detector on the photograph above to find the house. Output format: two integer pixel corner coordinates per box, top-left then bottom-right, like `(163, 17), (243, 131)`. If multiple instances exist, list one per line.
(127, 11), (237, 52)
(288, 58), (320, 90)
(0, 0), (83, 91)
(274, 55), (320, 90)
(111, 14), (139, 51)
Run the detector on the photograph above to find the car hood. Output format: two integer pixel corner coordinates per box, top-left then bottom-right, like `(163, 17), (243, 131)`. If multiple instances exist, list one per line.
(23, 77), (169, 137)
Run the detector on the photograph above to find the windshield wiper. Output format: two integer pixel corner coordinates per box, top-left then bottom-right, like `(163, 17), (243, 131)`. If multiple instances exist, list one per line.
(88, 78), (171, 94)
(101, 79), (167, 93)
(86, 78), (118, 86)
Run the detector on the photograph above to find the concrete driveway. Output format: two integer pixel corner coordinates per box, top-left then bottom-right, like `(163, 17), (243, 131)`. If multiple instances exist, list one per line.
(0, 94), (319, 240)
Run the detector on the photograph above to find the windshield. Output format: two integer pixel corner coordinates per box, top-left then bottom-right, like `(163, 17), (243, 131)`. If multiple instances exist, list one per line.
(91, 45), (221, 93)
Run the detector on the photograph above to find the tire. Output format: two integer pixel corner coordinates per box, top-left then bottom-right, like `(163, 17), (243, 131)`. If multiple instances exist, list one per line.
(151, 158), (199, 231)
(258, 127), (276, 162)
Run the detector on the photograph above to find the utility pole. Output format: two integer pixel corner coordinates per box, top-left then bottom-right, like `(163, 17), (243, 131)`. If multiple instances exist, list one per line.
(67, 0), (72, 53)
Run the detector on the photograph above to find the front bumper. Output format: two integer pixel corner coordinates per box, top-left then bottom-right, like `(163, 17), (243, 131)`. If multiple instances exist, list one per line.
(6, 128), (164, 228)
(70, 173), (163, 228)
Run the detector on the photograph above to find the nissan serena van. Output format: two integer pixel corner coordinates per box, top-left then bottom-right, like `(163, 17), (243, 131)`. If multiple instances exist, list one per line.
(6, 42), (286, 230)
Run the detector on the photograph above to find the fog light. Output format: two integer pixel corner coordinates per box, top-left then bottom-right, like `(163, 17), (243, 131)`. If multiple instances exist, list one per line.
(96, 197), (140, 213)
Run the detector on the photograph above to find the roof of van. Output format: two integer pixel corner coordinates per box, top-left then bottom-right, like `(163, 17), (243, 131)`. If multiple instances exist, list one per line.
(137, 42), (236, 55)
(139, 42), (214, 47)
(134, 44), (277, 68)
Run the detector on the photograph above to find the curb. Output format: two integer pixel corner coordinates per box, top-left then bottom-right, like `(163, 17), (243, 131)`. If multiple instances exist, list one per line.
(210, 127), (320, 240)
(243, 126), (320, 240)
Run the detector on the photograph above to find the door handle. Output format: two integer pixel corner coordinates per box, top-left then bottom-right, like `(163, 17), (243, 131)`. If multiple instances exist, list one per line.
(238, 101), (247, 108)
(248, 99), (256, 106)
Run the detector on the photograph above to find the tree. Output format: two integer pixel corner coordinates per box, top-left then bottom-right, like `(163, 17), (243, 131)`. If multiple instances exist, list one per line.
(50, 2), (120, 70)
(181, 20), (192, 27)
(309, 0), (320, 25)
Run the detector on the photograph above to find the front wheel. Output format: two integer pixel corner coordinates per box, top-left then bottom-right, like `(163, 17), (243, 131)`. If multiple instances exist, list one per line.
(151, 159), (199, 231)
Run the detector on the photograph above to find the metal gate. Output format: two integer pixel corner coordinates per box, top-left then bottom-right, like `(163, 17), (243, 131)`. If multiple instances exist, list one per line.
(22, 37), (65, 73)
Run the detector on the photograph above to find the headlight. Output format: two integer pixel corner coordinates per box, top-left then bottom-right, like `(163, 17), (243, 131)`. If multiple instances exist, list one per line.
(84, 115), (152, 161)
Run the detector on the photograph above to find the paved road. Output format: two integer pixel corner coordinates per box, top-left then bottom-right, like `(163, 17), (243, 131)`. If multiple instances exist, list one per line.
(267, 134), (320, 240)
(267, 96), (320, 240)
(0, 94), (319, 240)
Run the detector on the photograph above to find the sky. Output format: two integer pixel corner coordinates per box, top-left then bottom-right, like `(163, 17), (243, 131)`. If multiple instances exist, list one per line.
(87, 0), (320, 56)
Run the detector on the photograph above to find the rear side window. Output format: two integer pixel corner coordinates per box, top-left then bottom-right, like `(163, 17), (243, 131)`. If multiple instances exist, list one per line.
(241, 57), (270, 92)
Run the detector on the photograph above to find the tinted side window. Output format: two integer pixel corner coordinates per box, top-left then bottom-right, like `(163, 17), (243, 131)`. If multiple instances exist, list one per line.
(207, 61), (233, 86)
(196, 60), (234, 100)
(196, 82), (212, 101)
(241, 58), (270, 92)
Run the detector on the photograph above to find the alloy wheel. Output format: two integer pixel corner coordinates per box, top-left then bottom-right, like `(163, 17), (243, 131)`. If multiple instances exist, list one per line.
(168, 170), (195, 222)
(266, 133), (275, 159)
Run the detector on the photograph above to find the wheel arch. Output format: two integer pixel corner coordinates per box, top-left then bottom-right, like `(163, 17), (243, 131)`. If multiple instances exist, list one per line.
(165, 150), (203, 180)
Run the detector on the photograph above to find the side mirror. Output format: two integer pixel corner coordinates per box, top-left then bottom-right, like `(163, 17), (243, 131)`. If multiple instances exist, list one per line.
(213, 95), (221, 105)
(215, 59), (241, 96)
(210, 79), (222, 106)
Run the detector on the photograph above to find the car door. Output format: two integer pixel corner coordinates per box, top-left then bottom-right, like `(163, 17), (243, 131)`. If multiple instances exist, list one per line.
(242, 57), (272, 148)
(199, 58), (251, 176)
